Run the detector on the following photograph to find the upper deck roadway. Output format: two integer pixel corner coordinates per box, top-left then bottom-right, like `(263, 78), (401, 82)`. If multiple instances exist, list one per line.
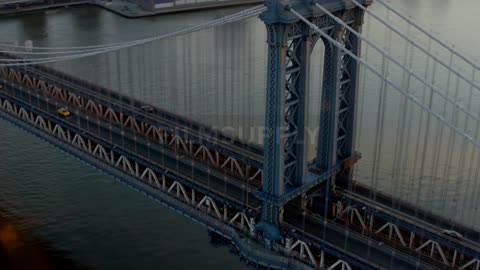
(0, 57), (479, 269)
(0, 80), (261, 207)
(0, 70), (438, 270)
(23, 61), (265, 167)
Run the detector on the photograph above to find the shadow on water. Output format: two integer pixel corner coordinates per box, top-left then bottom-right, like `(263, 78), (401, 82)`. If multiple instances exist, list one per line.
(0, 207), (92, 270)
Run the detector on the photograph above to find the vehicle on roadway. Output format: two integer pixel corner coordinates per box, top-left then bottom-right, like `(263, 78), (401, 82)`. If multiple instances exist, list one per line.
(141, 105), (154, 113)
(57, 107), (71, 118)
(441, 230), (464, 240)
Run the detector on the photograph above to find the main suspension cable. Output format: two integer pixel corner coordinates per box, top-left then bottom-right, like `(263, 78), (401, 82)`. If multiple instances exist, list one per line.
(0, 5), (266, 65)
(375, 0), (480, 70)
(314, 3), (480, 124)
(290, 7), (480, 150)
(0, 5), (265, 52)
(350, 0), (480, 101)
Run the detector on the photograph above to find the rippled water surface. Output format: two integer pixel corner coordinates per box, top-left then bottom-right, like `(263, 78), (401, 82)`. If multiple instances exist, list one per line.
(0, 0), (479, 269)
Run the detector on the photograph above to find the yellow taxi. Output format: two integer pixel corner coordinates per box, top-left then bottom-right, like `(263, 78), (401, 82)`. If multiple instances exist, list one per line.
(57, 107), (71, 118)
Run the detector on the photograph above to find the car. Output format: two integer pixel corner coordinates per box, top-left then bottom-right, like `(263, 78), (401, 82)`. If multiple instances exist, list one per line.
(141, 105), (154, 113)
(57, 107), (71, 118)
(441, 230), (464, 240)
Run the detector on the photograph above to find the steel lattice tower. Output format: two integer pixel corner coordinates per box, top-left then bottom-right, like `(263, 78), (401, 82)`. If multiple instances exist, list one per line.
(257, 0), (371, 241)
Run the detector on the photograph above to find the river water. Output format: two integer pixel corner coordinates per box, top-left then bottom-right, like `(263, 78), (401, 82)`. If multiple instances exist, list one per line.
(0, 1), (479, 269)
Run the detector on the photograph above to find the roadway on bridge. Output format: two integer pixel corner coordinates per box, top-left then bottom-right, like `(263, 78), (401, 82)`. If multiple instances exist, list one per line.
(348, 185), (480, 243)
(24, 63), (264, 167)
(3, 63), (479, 270)
(0, 77), (440, 270)
(0, 81), (262, 211)
(284, 208), (444, 270)
(1, 77), (406, 270)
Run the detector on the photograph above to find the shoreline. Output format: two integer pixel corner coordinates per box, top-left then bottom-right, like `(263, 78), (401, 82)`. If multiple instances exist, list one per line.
(0, 0), (262, 18)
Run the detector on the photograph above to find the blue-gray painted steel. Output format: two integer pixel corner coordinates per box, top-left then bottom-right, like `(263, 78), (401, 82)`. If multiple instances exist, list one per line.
(259, 1), (367, 240)
(0, 83), (385, 270)
(0, 106), (314, 270)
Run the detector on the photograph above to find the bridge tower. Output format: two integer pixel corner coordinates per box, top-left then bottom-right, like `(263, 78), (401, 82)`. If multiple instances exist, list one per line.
(256, 0), (371, 240)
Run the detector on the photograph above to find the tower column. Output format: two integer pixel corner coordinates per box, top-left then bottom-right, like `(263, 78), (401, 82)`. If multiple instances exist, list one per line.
(314, 25), (343, 216)
(335, 11), (364, 189)
(317, 25), (343, 173)
(314, 9), (365, 215)
(258, 21), (313, 240)
(260, 23), (288, 238)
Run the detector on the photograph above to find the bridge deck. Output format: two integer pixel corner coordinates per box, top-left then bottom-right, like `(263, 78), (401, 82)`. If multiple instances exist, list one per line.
(1, 57), (479, 269)
(350, 184), (480, 243)
(1, 80), (261, 210)
(0, 75), (387, 270)
(0, 102), (312, 270)
(30, 61), (476, 240)
(21, 61), (264, 165)
(284, 211), (439, 270)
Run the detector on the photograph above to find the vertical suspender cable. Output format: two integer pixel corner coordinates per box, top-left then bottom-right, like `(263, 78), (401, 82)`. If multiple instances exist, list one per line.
(465, 70), (480, 226)
(416, 58), (437, 206)
(353, 12), (371, 194)
(440, 77), (462, 215)
(106, 50), (113, 147)
(410, 38), (432, 203)
(371, 55), (388, 201)
(430, 52), (454, 201)
(229, 24), (235, 135)
(390, 22), (409, 195)
(374, 0), (480, 71)
(214, 27), (220, 129)
(391, 17), (414, 206)
(351, 0), (480, 97)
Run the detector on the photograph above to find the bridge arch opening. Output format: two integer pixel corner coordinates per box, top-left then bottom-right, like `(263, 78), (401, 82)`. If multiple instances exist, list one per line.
(307, 39), (326, 162)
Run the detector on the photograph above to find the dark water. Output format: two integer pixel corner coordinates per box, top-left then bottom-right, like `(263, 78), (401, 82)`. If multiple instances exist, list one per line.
(0, 208), (91, 270)
(0, 1), (479, 269)
(0, 121), (245, 269)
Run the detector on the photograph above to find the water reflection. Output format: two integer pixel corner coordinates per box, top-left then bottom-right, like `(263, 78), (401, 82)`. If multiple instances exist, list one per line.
(20, 15), (47, 41)
(0, 209), (89, 270)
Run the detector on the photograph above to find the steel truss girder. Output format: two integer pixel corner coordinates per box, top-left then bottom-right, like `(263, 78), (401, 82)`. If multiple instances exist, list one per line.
(0, 64), (264, 187)
(333, 196), (480, 268)
(0, 76), (262, 202)
(285, 227), (377, 270)
(0, 58), (263, 169)
(0, 88), (249, 213)
(0, 82), (383, 270)
(0, 95), (259, 230)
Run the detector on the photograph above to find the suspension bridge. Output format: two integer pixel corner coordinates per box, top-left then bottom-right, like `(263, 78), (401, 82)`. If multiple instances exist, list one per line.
(0, 0), (480, 269)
